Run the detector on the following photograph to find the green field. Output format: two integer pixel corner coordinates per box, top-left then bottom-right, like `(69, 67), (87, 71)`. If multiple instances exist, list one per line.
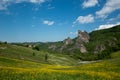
(0, 44), (120, 80)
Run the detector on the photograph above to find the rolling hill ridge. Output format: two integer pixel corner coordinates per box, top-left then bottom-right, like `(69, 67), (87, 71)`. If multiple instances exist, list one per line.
(14, 25), (120, 60)
(0, 25), (120, 80)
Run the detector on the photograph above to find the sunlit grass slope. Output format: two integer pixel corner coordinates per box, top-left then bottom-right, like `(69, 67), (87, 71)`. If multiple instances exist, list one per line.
(0, 43), (120, 80)
(0, 43), (77, 65)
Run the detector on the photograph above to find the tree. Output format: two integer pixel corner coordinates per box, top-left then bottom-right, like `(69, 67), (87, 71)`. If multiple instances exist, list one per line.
(33, 52), (35, 56)
(4, 41), (7, 44)
(45, 53), (48, 61)
(33, 46), (39, 51)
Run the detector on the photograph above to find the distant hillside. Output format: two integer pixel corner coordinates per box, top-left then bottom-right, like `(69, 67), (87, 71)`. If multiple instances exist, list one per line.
(47, 25), (120, 60)
(11, 25), (120, 61)
(88, 24), (120, 53)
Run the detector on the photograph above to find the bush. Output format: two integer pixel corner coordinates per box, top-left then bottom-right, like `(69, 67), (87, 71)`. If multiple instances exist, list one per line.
(33, 46), (39, 51)
(45, 53), (48, 61)
(4, 41), (7, 44)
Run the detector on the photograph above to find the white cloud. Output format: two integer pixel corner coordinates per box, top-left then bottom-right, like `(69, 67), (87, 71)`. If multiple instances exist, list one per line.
(69, 31), (77, 35)
(96, 22), (120, 30)
(0, 0), (46, 10)
(29, 0), (45, 3)
(74, 14), (94, 24)
(82, 0), (98, 8)
(96, 0), (120, 18)
(43, 20), (54, 26)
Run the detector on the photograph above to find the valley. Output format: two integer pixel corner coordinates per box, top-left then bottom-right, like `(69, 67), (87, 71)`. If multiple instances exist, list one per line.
(0, 25), (120, 80)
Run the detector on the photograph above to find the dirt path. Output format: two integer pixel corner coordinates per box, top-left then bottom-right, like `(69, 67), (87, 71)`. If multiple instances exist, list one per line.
(78, 60), (101, 64)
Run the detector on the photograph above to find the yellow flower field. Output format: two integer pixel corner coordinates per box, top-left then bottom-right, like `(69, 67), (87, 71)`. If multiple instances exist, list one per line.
(0, 59), (120, 80)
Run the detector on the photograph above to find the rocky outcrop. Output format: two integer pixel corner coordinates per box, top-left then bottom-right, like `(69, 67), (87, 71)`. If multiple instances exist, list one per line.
(73, 43), (87, 53)
(59, 30), (90, 53)
(93, 38), (117, 53)
(80, 44), (87, 53)
(64, 37), (73, 45)
(94, 44), (105, 53)
(59, 37), (73, 52)
(77, 30), (90, 43)
(74, 30), (90, 53)
(49, 45), (56, 50)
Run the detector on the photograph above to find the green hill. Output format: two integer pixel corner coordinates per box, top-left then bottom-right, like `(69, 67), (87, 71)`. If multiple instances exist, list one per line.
(11, 25), (120, 61)
(0, 25), (120, 80)
(0, 44), (120, 79)
(88, 24), (120, 53)
(0, 43), (77, 65)
(55, 25), (120, 60)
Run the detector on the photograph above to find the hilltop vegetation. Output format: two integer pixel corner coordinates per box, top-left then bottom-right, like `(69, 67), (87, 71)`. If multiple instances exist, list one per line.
(71, 25), (120, 60)
(88, 24), (120, 53)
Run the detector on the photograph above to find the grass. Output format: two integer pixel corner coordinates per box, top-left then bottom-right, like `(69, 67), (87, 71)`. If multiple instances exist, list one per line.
(0, 44), (120, 80)
(0, 58), (120, 80)
(0, 43), (77, 65)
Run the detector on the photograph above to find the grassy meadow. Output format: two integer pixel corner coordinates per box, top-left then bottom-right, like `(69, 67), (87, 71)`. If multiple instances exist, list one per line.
(0, 44), (120, 80)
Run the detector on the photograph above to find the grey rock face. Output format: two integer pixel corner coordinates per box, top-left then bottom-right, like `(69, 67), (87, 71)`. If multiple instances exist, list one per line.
(64, 37), (73, 45)
(49, 45), (56, 50)
(77, 30), (90, 43)
(94, 44), (105, 53)
(74, 30), (90, 53)
(80, 44), (87, 53)
(60, 30), (90, 53)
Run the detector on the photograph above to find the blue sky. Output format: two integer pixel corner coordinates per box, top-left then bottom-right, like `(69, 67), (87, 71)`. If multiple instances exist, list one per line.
(0, 0), (120, 42)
